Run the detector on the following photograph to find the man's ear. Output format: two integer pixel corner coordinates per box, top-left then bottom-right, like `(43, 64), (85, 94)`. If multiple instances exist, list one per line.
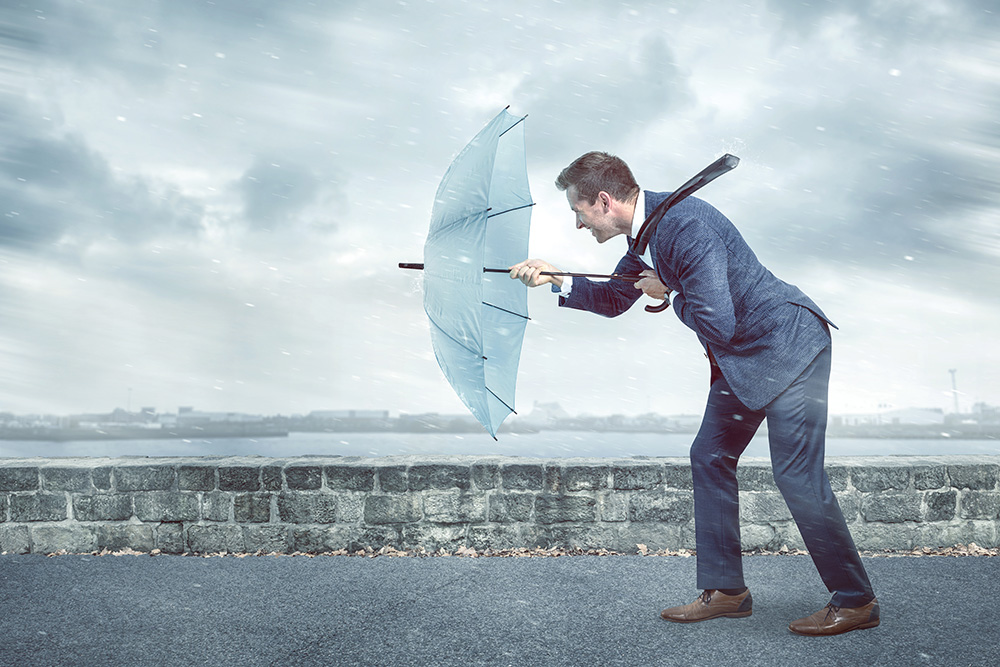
(598, 191), (612, 211)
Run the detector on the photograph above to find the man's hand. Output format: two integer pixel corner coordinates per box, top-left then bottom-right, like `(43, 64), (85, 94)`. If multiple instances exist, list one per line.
(509, 259), (563, 288)
(634, 269), (671, 300)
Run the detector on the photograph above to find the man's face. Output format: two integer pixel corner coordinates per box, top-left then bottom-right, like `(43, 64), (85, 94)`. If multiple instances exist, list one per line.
(566, 185), (615, 243)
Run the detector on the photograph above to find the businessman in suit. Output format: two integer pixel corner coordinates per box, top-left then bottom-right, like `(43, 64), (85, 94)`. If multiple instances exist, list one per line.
(510, 152), (878, 636)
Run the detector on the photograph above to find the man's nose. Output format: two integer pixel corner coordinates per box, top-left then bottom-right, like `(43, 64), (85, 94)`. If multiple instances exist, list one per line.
(575, 218), (584, 229)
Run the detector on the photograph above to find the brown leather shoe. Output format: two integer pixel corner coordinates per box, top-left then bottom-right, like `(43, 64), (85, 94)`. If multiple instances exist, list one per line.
(660, 589), (753, 623)
(788, 599), (880, 636)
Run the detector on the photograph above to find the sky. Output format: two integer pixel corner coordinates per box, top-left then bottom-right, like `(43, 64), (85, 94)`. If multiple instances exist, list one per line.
(1, 0), (998, 424)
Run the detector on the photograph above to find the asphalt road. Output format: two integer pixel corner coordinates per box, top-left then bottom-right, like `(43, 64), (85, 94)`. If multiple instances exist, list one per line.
(1, 552), (997, 666)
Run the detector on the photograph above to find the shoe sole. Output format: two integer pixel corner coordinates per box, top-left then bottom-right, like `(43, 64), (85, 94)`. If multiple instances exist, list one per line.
(662, 610), (752, 623)
(788, 618), (880, 636)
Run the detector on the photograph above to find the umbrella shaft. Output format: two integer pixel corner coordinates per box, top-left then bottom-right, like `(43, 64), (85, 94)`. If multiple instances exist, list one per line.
(400, 263), (643, 282)
(485, 267), (642, 281)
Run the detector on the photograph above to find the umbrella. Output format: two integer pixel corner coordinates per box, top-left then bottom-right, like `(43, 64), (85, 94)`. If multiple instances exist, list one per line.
(410, 107), (535, 438)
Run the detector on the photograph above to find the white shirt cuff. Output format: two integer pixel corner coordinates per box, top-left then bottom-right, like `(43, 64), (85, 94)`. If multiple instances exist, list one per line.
(553, 275), (573, 296)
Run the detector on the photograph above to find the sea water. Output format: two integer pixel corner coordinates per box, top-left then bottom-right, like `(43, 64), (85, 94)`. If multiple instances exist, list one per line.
(1, 431), (997, 459)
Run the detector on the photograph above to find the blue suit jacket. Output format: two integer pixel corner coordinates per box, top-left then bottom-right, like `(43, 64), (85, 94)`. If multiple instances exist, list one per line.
(559, 191), (836, 411)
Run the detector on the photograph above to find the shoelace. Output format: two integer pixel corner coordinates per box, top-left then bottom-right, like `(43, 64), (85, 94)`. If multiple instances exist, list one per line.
(699, 590), (714, 604)
(824, 603), (842, 621)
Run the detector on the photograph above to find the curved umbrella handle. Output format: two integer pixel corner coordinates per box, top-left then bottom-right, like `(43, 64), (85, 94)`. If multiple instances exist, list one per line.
(644, 298), (671, 314)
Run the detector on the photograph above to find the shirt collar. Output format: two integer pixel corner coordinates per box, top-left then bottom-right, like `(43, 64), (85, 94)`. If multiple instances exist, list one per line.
(630, 189), (646, 240)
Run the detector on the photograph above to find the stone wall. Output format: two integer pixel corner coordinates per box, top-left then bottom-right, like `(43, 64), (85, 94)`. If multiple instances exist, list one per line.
(1, 456), (998, 555)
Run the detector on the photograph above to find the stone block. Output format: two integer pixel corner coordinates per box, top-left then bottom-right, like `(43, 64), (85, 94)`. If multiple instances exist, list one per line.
(959, 491), (1000, 519)
(914, 521), (998, 549)
(409, 464), (471, 491)
(852, 522), (915, 550)
(530, 524), (619, 550)
(861, 492), (921, 523)
(278, 493), (339, 524)
(134, 492), (199, 522)
(243, 525), (290, 553)
(179, 465), (216, 491)
(734, 466), (774, 492)
(772, 522), (806, 550)
(293, 525), (399, 552)
(97, 525), (154, 552)
(343, 525), (402, 552)
(628, 491), (694, 523)
(11, 493), (68, 522)
(487, 493), (534, 523)
(468, 524), (522, 551)
(825, 465), (849, 492)
(399, 523), (467, 551)
(739, 492), (792, 523)
(0, 494), (6, 522)
(835, 491), (862, 522)
(913, 465), (947, 490)
(188, 525), (245, 553)
(377, 466), (407, 492)
(325, 465), (375, 491)
(290, 526), (331, 552)
(543, 466), (562, 494)
(740, 524), (778, 551)
(219, 466), (261, 491)
(535, 495), (596, 524)
(0, 525), (31, 554)
(471, 463), (499, 490)
(617, 523), (683, 552)
(234, 493), (272, 523)
(423, 491), (485, 524)
(363, 495), (421, 525)
(949, 464), (999, 490)
(73, 494), (132, 522)
(662, 464), (695, 491)
(202, 492), (233, 522)
(500, 464), (543, 490)
(31, 525), (97, 554)
(0, 466), (39, 491)
(41, 467), (92, 493)
(612, 464), (663, 490)
(336, 494), (364, 523)
(563, 465), (609, 491)
(155, 523), (185, 554)
(262, 465), (283, 491)
(923, 490), (957, 522)
(598, 492), (628, 522)
(93, 467), (113, 491)
(116, 465), (175, 492)
(285, 465), (322, 490)
(850, 466), (910, 492)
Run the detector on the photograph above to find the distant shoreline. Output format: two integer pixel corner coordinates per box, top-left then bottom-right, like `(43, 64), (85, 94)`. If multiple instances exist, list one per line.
(1, 425), (998, 443)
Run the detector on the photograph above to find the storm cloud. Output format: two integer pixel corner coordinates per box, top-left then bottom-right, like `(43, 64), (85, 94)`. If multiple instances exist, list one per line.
(0, 0), (997, 422)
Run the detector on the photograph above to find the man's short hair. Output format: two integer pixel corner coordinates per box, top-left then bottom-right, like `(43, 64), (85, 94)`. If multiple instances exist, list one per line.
(555, 152), (639, 205)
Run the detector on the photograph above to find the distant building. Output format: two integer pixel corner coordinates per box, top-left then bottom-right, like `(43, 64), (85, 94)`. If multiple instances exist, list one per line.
(522, 402), (572, 427)
(972, 402), (1000, 423)
(833, 407), (944, 428)
(308, 410), (390, 420)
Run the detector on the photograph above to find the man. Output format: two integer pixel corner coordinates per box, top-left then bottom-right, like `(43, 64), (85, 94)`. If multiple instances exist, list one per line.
(509, 151), (878, 637)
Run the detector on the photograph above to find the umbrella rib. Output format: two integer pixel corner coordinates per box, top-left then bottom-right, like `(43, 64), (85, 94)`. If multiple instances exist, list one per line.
(432, 208), (489, 234)
(427, 312), (487, 360)
(486, 202), (535, 219)
(486, 386), (516, 415)
(483, 301), (529, 321)
(498, 113), (527, 137)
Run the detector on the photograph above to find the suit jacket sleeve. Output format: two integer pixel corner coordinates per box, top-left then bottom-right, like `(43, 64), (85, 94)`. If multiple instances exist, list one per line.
(664, 220), (738, 348)
(558, 242), (650, 317)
